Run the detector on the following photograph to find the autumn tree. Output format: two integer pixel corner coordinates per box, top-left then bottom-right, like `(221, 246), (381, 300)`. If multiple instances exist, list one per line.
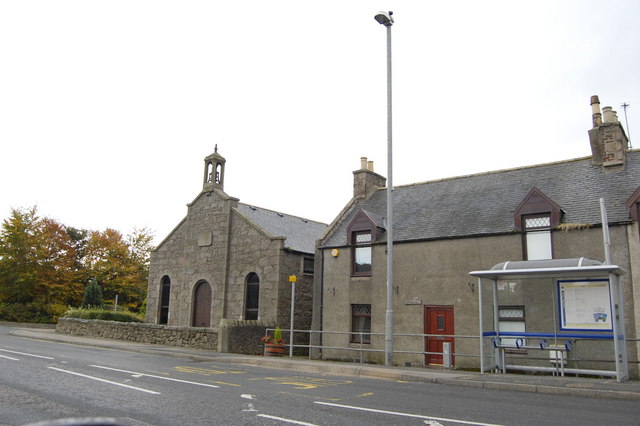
(0, 206), (153, 321)
(82, 227), (152, 312)
(0, 207), (82, 320)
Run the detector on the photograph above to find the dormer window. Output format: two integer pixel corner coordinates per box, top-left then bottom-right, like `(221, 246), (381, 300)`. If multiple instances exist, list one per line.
(514, 188), (562, 261)
(346, 209), (384, 277)
(626, 186), (640, 223)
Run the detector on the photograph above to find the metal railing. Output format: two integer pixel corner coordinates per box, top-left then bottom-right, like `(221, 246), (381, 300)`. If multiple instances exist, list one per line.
(267, 328), (479, 367)
(266, 328), (639, 374)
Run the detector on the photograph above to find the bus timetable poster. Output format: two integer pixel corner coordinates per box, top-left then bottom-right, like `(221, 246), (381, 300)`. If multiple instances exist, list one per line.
(558, 279), (612, 331)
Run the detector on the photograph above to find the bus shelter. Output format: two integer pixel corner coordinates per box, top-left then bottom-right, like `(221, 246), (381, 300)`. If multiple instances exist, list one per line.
(469, 258), (628, 382)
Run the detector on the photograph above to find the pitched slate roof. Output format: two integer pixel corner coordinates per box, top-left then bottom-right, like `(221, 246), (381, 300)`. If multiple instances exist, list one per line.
(237, 204), (327, 254)
(321, 151), (640, 248)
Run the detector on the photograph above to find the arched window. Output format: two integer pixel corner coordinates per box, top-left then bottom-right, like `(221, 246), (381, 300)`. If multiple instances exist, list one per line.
(215, 162), (222, 184)
(159, 276), (171, 325)
(206, 162), (214, 183)
(245, 273), (260, 320)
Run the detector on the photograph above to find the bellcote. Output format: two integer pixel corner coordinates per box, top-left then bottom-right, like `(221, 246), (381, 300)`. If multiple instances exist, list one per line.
(203, 145), (226, 192)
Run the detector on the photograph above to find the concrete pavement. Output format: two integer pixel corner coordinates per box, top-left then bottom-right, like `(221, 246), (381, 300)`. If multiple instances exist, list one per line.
(8, 326), (640, 400)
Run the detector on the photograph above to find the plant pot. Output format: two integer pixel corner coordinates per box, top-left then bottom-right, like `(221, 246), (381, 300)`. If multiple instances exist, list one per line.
(264, 342), (285, 357)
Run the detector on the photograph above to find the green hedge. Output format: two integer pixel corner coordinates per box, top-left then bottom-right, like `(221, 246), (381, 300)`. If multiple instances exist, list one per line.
(0, 302), (68, 324)
(63, 308), (144, 323)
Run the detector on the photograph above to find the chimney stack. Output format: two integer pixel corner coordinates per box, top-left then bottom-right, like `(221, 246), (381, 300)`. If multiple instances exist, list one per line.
(588, 95), (628, 169)
(353, 156), (386, 199)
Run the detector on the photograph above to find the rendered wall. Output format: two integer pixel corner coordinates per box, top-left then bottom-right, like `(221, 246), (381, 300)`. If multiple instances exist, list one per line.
(319, 224), (638, 376)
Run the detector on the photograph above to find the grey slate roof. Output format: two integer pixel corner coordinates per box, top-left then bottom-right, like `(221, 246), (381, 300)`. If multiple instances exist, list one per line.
(237, 203), (327, 254)
(321, 151), (640, 248)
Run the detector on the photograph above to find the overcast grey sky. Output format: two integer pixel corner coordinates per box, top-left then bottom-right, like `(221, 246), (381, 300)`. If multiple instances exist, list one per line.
(1, 1), (638, 244)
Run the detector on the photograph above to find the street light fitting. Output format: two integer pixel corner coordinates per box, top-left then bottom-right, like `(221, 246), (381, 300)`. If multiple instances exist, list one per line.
(374, 11), (394, 27)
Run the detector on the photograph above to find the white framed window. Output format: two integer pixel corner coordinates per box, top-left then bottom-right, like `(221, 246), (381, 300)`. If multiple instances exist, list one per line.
(352, 231), (372, 276)
(498, 306), (526, 352)
(524, 215), (552, 260)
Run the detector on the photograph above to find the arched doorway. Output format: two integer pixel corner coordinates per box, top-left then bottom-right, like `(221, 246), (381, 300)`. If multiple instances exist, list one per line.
(192, 281), (212, 327)
(159, 276), (171, 325)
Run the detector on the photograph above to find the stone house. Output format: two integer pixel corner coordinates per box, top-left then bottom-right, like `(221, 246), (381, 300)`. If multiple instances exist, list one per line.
(312, 96), (640, 377)
(146, 148), (327, 333)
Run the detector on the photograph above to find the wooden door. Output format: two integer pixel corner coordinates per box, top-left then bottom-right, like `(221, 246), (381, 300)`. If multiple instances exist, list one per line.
(192, 281), (212, 327)
(424, 305), (454, 366)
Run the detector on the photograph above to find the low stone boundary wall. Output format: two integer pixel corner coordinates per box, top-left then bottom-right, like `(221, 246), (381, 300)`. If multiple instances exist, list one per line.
(56, 317), (218, 350)
(56, 318), (274, 354)
(218, 319), (273, 355)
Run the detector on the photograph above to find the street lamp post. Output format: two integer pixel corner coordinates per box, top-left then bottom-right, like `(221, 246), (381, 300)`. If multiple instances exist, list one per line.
(374, 10), (394, 367)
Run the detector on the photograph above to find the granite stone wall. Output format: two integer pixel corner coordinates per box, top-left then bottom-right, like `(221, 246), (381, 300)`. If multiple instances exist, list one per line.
(56, 318), (278, 355)
(217, 319), (274, 355)
(57, 317), (219, 350)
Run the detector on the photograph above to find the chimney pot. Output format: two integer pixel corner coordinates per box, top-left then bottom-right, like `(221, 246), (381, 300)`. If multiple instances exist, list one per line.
(367, 161), (374, 171)
(360, 157), (368, 170)
(591, 95), (602, 127)
(602, 106), (618, 123)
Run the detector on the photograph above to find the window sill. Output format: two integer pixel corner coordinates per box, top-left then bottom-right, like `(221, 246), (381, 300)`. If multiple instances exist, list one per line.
(350, 276), (371, 282)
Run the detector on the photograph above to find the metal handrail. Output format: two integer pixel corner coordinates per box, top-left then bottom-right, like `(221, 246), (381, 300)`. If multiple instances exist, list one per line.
(266, 328), (638, 370)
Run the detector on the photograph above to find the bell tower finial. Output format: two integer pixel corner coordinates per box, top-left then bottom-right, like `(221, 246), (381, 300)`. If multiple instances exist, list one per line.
(203, 146), (226, 192)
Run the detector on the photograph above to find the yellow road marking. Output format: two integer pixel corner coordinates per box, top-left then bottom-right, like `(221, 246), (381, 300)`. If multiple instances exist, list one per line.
(278, 391), (342, 401)
(262, 376), (352, 390)
(174, 366), (245, 375)
(147, 370), (170, 376)
(356, 392), (374, 398)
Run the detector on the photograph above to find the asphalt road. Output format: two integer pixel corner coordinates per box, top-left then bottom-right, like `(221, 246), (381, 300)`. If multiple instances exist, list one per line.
(1, 325), (639, 426)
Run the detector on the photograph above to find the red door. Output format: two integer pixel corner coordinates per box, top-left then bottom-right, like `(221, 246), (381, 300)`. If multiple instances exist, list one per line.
(424, 306), (454, 366)
(192, 281), (212, 327)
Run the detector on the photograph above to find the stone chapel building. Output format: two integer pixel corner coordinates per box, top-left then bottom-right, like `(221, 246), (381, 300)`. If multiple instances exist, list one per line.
(146, 148), (327, 331)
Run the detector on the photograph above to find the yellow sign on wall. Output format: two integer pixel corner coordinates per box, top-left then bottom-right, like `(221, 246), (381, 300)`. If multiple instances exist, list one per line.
(289, 275), (297, 283)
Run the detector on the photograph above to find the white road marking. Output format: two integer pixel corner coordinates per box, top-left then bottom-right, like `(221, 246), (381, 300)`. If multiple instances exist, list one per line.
(314, 402), (505, 426)
(0, 354), (19, 360)
(0, 348), (54, 359)
(89, 365), (220, 388)
(241, 394), (255, 399)
(257, 414), (318, 425)
(243, 403), (258, 412)
(48, 367), (160, 395)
